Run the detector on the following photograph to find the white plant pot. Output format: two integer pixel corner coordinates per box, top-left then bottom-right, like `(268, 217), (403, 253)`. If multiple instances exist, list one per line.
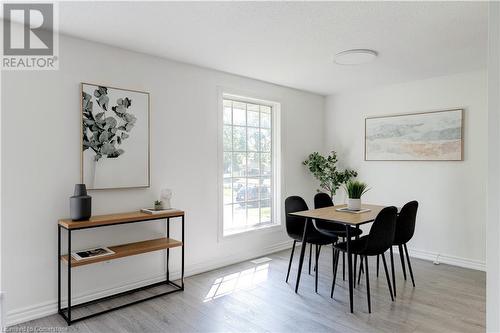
(347, 198), (362, 211)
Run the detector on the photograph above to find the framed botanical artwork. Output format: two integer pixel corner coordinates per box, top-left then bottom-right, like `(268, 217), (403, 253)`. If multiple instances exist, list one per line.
(365, 109), (464, 161)
(81, 83), (150, 189)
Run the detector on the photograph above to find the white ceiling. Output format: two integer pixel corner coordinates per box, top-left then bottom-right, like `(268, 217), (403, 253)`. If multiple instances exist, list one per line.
(55, 1), (487, 95)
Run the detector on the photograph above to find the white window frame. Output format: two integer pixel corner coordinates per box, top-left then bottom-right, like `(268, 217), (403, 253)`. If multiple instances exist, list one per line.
(217, 89), (282, 239)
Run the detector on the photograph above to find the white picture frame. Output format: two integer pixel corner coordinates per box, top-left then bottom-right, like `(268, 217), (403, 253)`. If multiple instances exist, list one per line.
(81, 83), (150, 189)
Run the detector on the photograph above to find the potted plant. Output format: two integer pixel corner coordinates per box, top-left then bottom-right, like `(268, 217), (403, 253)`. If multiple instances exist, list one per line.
(344, 180), (370, 211)
(154, 200), (163, 210)
(303, 151), (358, 201)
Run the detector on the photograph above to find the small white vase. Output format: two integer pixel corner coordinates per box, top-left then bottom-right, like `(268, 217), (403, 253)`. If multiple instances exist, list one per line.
(160, 189), (172, 209)
(347, 198), (361, 211)
(162, 199), (171, 209)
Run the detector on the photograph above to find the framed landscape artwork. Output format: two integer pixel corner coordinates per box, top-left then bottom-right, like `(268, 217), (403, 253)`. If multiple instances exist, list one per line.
(81, 83), (150, 189)
(365, 109), (464, 161)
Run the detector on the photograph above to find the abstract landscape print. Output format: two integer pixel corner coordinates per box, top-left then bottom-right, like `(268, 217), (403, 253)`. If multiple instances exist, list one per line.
(365, 109), (463, 161)
(81, 83), (150, 189)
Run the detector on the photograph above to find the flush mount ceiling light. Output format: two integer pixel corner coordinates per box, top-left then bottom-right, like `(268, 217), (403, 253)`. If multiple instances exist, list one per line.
(334, 49), (378, 65)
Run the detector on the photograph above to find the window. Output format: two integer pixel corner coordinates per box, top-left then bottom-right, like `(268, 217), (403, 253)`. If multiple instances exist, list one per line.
(220, 95), (280, 236)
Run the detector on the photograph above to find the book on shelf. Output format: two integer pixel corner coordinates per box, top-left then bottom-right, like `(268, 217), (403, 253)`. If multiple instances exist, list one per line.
(71, 246), (115, 261)
(141, 208), (174, 215)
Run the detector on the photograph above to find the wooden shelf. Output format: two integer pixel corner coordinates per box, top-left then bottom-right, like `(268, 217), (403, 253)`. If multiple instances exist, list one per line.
(61, 237), (182, 267)
(59, 210), (184, 230)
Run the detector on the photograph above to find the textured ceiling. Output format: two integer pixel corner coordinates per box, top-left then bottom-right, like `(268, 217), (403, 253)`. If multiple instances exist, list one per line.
(53, 1), (488, 95)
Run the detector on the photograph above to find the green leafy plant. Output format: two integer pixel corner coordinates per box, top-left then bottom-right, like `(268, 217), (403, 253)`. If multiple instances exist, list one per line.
(154, 200), (163, 209)
(82, 86), (136, 161)
(303, 151), (357, 198)
(344, 180), (370, 199)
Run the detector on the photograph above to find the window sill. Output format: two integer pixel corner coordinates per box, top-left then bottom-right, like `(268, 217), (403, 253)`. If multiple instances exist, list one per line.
(221, 222), (282, 240)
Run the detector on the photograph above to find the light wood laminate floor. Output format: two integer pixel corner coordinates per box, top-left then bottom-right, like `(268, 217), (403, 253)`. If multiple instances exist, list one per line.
(10, 247), (485, 332)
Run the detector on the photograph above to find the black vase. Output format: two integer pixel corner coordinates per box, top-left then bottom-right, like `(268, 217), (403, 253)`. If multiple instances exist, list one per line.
(70, 184), (92, 221)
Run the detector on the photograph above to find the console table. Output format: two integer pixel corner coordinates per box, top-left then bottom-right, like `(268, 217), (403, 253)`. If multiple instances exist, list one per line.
(57, 210), (185, 325)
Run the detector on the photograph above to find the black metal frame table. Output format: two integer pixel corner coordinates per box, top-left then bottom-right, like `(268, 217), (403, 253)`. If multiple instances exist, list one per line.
(290, 204), (385, 313)
(57, 210), (185, 325)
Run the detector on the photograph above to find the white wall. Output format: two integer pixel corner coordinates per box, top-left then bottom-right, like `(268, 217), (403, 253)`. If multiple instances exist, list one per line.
(487, 2), (500, 331)
(325, 70), (487, 269)
(0, 35), (325, 325)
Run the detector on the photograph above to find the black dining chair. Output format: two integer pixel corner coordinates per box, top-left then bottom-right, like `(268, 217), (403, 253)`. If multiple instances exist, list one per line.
(285, 196), (336, 293)
(387, 200), (418, 296)
(313, 192), (363, 281)
(331, 206), (398, 313)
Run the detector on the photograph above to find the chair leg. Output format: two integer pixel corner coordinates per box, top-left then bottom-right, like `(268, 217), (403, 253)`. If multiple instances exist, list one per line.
(342, 238), (346, 281)
(398, 244), (407, 280)
(286, 240), (297, 283)
(376, 255), (380, 277)
(381, 253), (395, 301)
(331, 249), (340, 298)
(308, 243), (312, 275)
(353, 226), (360, 289)
(331, 245), (335, 283)
(365, 256), (371, 313)
(389, 247), (396, 298)
(353, 254), (357, 289)
(357, 256), (363, 285)
(404, 244), (415, 287)
(315, 245), (319, 293)
(314, 245), (321, 272)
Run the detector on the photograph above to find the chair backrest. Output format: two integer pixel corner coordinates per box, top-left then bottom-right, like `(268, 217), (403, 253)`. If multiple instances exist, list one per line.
(394, 201), (419, 245)
(314, 192), (333, 209)
(364, 206), (398, 254)
(285, 196), (309, 239)
(313, 192), (340, 232)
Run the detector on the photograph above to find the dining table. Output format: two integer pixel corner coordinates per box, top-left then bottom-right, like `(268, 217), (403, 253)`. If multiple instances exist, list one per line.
(289, 203), (386, 313)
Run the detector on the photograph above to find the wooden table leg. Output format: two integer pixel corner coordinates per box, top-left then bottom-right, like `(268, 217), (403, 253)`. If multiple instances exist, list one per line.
(346, 225), (354, 313)
(295, 218), (310, 293)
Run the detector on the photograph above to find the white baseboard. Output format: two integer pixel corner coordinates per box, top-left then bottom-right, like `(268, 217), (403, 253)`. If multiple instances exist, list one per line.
(7, 240), (484, 326)
(6, 239), (294, 326)
(292, 242), (485, 272)
(6, 274), (168, 326)
(395, 246), (486, 272)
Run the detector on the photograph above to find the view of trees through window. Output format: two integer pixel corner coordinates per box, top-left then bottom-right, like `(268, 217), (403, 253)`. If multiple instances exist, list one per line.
(223, 98), (274, 235)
